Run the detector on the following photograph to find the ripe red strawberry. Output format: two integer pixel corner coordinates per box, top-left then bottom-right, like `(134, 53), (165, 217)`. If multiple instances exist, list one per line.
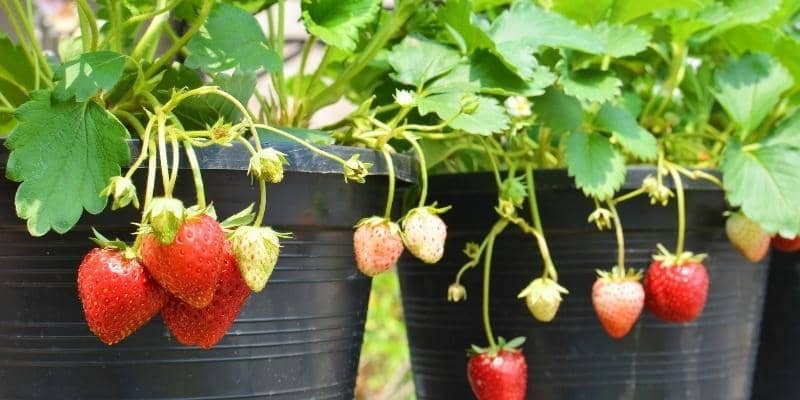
(402, 206), (449, 264)
(77, 248), (166, 345)
(644, 249), (709, 323)
(592, 266), (644, 339)
(162, 244), (250, 349)
(773, 235), (800, 253)
(725, 212), (770, 262)
(353, 216), (404, 276)
(141, 213), (225, 308)
(467, 337), (527, 400)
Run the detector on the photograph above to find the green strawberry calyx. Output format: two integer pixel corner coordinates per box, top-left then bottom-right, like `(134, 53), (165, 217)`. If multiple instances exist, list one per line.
(354, 216), (401, 234)
(90, 228), (137, 260)
(653, 243), (707, 268)
(399, 202), (451, 224)
(596, 265), (643, 282)
(469, 336), (526, 358)
(142, 197), (186, 244)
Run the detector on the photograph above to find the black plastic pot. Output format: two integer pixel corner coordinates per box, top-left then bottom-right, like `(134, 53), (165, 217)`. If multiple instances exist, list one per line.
(0, 141), (414, 399)
(751, 251), (800, 399)
(398, 169), (767, 400)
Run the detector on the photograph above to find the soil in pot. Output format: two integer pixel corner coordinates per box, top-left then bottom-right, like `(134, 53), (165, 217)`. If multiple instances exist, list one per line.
(398, 169), (767, 400)
(0, 142), (414, 399)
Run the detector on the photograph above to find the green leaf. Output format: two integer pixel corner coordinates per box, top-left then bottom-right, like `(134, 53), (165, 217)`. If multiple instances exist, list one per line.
(185, 3), (282, 74)
(713, 53), (793, 138)
(259, 126), (336, 146)
(489, 2), (603, 54)
(595, 104), (657, 160)
(591, 22), (652, 58)
(417, 92), (462, 118)
(560, 70), (622, 104)
(565, 131), (625, 200)
(5, 92), (131, 236)
(532, 87), (583, 134)
(763, 113), (800, 148)
(721, 136), (800, 236)
(551, 0), (614, 24)
(227, 0), (278, 12)
(437, 0), (494, 53)
(387, 36), (462, 88)
(721, 25), (800, 83)
(0, 34), (35, 97)
(53, 51), (126, 102)
(426, 95), (509, 135)
(700, 0), (782, 39)
(610, 0), (708, 23)
(470, 51), (555, 96)
(301, 0), (381, 53)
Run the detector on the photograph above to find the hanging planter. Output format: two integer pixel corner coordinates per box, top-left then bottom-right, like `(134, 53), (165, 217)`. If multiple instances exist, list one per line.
(398, 169), (768, 399)
(0, 141), (414, 399)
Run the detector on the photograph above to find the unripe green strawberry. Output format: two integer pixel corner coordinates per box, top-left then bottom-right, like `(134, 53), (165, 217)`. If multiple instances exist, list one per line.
(353, 217), (404, 276)
(517, 277), (568, 322)
(402, 206), (448, 264)
(100, 175), (139, 210)
(229, 226), (287, 292)
(725, 212), (769, 262)
(248, 148), (287, 183)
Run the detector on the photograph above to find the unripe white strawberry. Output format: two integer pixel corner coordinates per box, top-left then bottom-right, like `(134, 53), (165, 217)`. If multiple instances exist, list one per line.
(402, 206), (448, 264)
(229, 226), (288, 292)
(353, 217), (404, 276)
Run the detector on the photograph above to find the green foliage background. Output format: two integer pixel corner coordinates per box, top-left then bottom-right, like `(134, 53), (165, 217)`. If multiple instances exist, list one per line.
(356, 271), (416, 400)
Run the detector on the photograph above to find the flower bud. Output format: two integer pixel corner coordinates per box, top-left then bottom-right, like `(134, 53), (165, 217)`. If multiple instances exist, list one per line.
(588, 207), (613, 231)
(101, 176), (139, 210)
(248, 148), (287, 183)
(463, 242), (481, 259)
(394, 89), (416, 107)
(447, 282), (467, 302)
(343, 154), (372, 183)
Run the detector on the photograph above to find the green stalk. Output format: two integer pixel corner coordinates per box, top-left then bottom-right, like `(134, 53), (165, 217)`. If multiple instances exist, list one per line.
(124, 119), (155, 179)
(254, 123), (348, 164)
(292, 36), (317, 121)
(124, 0), (183, 27)
(273, 0), (289, 122)
(183, 141), (206, 209)
(524, 167), (542, 235)
(405, 133), (429, 208)
(168, 134), (181, 193)
(667, 166), (686, 255)
(14, 0), (53, 79)
(76, 0), (99, 51)
(480, 219), (508, 348)
(607, 201), (625, 268)
(480, 137), (503, 189)
(106, 0), (123, 51)
(157, 113), (171, 196)
(131, 0), (169, 61)
(143, 0), (214, 79)
(143, 138), (158, 213)
(381, 149), (396, 220)
(254, 181), (267, 227)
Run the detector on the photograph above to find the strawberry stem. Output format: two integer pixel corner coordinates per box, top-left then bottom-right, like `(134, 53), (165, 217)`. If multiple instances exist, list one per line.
(667, 165), (686, 255)
(183, 141), (206, 209)
(481, 219), (509, 349)
(380, 149), (396, 220)
(168, 133), (180, 195)
(254, 181), (267, 227)
(156, 111), (171, 197)
(607, 200), (625, 269)
(143, 138), (158, 214)
(405, 134), (429, 208)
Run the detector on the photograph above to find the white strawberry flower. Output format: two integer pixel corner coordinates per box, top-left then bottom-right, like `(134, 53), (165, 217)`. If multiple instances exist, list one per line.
(394, 89), (416, 107)
(504, 96), (531, 118)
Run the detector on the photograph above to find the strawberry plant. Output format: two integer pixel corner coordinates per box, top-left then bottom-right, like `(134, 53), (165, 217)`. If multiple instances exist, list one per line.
(2, 0), (800, 396)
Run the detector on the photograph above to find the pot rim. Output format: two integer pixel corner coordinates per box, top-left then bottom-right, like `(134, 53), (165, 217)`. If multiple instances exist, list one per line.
(0, 139), (419, 183)
(430, 165), (722, 191)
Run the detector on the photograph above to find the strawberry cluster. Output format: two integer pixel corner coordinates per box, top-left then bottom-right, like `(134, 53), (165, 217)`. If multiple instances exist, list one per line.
(77, 204), (275, 349)
(352, 204), (450, 277)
